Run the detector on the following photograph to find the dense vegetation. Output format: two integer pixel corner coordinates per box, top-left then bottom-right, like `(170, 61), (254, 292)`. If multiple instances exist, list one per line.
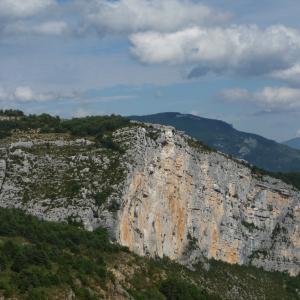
(0, 110), (130, 150)
(0, 208), (299, 299)
(0, 109), (24, 117)
(272, 172), (300, 190)
(0, 208), (219, 299)
(0, 208), (115, 299)
(249, 165), (300, 191)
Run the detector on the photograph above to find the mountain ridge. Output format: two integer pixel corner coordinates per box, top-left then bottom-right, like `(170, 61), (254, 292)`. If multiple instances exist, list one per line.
(284, 137), (300, 150)
(130, 112), (300, 172)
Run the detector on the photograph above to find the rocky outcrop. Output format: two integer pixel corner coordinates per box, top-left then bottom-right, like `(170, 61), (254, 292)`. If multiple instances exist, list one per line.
(117, 125), (300, 276)
(0, 134), (122, 232)
(0, 125), (300, 275)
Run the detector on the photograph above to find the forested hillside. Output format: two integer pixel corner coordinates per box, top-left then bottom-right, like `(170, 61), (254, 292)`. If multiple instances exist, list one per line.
(0, 208), (299, 300)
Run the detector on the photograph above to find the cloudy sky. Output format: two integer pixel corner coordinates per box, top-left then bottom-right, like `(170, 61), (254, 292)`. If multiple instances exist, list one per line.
(1, 0), (300, 141)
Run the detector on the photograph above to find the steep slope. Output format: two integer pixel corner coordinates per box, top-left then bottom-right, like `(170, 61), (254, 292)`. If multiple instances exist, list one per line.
(1, 208), (300, 300)
(130, 112), (300, 172)
(0, 123), (300, 277)
(284, 137), (300, 150)
(0, 208), (218, 300)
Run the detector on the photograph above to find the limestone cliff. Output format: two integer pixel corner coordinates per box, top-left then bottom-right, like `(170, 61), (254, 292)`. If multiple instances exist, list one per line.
(0, 124), (300, 276)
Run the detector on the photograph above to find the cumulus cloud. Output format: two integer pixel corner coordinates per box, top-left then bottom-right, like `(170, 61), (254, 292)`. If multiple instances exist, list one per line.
(130, 25), (300, 78)
(83, 0), (229, 34)
(271, 64), (300, 85)
(0, 0), (55, 18)
(0, 86), (73, 103)
(1, 0), (300, 87)
(221, 87), (300, 109)
(14, 86), (36, 102)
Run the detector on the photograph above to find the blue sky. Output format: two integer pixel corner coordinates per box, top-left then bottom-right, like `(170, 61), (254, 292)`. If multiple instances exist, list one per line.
(0, 0), (300, 141)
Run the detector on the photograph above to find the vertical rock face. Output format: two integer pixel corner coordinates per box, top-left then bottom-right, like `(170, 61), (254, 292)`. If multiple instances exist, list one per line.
(117, 125), (300, 276)
(0, 125), (300, 275)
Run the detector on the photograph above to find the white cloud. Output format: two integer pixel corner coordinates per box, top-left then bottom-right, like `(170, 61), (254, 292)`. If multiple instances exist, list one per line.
(296, 129), (300, 137)
(83, 0), (229, 34)
(271, 64), (300, 85)
(4, 21), (69, 36)
(130, 25), (300, 78)
(0, 86), (69, 103)
(29, 21), (68, 36)
(0, 0), (55, 18)
(1, 0), (300, 90)
(221, 87), (300, 109)
(14, 86), (35, 102)
(0, 86), (135, 104)
(13, 86), (54, 102)
(0, 0), (67, 38)
(257, 87), (300, 107)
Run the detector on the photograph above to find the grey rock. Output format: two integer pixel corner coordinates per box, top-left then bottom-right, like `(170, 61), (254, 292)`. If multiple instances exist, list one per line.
(0, 126), (300, 276)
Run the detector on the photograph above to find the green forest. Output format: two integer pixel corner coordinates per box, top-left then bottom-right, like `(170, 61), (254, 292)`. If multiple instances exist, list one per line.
(0, 208), (299, 299)
(0, 208), (220, 300)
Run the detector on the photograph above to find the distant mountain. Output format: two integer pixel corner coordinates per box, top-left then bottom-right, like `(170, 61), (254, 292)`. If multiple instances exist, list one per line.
(283, 137), (300, 150)
(130, 112), (300, 172)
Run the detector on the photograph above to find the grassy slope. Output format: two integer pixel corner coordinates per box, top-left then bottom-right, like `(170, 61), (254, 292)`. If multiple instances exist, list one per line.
(0, 208), (299, 300)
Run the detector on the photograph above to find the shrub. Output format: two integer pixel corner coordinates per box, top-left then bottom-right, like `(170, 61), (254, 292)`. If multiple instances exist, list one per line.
(94, 191), (110, 206)
(159, 277), (218, 300)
